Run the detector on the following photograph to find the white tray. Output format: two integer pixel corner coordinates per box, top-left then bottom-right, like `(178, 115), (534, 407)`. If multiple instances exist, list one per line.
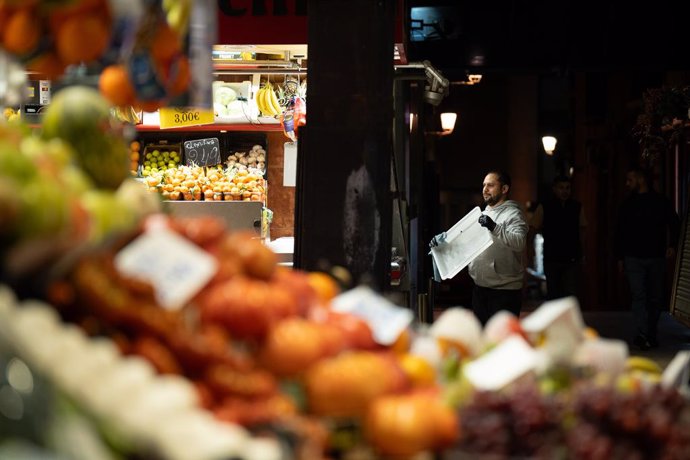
(431, 206), (493, 280)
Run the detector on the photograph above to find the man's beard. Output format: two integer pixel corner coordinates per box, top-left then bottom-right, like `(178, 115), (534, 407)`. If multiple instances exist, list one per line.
(484, 193), (503, 206)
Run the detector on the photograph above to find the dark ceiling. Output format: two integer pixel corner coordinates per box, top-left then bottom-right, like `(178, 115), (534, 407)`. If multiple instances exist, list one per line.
(407, 1), (690, 79)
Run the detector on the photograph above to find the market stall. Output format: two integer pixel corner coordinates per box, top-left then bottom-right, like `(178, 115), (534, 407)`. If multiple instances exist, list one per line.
(1, 1), (690, 460)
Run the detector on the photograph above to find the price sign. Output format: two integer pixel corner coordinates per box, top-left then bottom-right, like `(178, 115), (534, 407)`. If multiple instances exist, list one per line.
(184, 137), (221, 166)
(113, 226), (218, 311)
(331, 286), (413, 345)
(159, 107), (214, 129)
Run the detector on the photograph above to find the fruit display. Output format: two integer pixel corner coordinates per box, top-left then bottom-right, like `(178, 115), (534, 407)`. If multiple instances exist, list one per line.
(41, 86), (130, 190)
(255, 82), (284, 118)
(140, 143), (182, 177)
(129, 140), (141, 175)
(139, 147), (267, 203)
(226, 144), (266, 174)
(2, 107), (19, 122)
(0, 0), (113, 80)
(437, 299), (690, 459)
(213, 81), (251, 121)
(0, 0), (192, 113)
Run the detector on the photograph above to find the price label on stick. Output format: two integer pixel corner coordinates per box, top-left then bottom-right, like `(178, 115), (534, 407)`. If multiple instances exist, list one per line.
(184, 137), (221, 166)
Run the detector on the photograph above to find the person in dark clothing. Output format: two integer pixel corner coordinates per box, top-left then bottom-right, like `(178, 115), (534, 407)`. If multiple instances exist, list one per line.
(615, 167), (680, 350)
(530, 175), (587, 301)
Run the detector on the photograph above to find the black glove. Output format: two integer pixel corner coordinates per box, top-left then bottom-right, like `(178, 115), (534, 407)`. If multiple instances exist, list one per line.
(478, 214), (496, 231)
(429, 232), (447, 249)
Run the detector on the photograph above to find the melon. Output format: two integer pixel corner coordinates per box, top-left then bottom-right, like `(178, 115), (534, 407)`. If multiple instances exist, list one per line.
(41, 86), (129, 190)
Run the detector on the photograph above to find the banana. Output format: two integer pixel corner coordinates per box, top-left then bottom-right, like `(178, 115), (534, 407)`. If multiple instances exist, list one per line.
(163, 0), (191, 37)
(257, 87), (271, 116)
(266, 83), (283, 116)
(260, 85), (278, 117)
(254, 87), (266, 115)
(625, 356), (662, 374)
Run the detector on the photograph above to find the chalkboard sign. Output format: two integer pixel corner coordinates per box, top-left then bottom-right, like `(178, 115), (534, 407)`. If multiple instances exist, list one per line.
(184, 137), (221, 166)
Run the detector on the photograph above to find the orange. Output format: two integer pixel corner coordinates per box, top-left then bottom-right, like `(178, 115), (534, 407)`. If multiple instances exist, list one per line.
(26, 52), (66, 80)
(99, 64), (136, 107)
(398, 353), (436, 387)
(48, 0), (109, 34)
(436, 337), (470, 358)
(135, 99), (163, 113)
(56, 14), (110, 64)
(2, 8), (40, 55)
(130, 141), (140, 151)
(390, 328), (411, 354)
(150, 22), (181, 64)
(307, 271), (341, 304)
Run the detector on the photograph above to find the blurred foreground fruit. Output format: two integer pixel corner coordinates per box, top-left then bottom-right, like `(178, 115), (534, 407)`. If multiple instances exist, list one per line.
(41, 86), (130, 189)
(364, 389), (459, 458)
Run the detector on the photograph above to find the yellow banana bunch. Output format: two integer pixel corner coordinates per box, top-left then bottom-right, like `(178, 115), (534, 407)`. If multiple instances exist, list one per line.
(265, 82), (283, 116)
(256, 84), (282, 117)
(625, 356), (662, 375)
(162, 0), (192, 37)
(254, 86), (269, 116)
(111, 106), (141, 125)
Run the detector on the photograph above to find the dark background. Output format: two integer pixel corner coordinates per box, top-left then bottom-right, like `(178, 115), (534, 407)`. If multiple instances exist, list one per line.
(405, 1), (690, 309)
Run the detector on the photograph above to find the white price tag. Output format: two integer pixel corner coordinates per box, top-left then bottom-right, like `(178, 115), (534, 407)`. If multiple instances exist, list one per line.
(331, 286), (413, 346)
(114, 228), (218, 310)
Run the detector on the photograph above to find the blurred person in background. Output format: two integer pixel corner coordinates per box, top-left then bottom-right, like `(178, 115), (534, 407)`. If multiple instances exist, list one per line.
(529, 174), (587, 301)
(615, 167), (680, 350)
(431, 171), (528, 324)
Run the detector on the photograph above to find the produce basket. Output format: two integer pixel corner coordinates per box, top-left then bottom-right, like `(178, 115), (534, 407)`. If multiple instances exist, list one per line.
(140, 142), (183, 177)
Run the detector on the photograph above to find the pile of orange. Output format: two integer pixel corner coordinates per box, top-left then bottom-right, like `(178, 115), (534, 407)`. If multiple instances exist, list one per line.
(0, 0), (191, 112)
(0, 0), (112, 80)
(99, 19), (190, 111)
(129, 141), (141, 176)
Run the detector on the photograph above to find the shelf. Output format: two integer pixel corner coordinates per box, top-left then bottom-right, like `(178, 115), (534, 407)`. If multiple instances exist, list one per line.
(135, 123), (284, 133)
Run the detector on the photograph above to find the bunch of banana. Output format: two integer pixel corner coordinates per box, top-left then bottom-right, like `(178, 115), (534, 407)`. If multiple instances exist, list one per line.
(111, 105), (142, 125)
(255, 82), (283, 117)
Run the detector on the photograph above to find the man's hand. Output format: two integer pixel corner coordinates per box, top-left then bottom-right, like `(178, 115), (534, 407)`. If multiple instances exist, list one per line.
(478, 214), (496, 231)
(429, 232), (447, 249)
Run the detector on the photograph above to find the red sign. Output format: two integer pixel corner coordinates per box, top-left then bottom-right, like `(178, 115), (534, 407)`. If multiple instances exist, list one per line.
(217, 0), (403, 45)
(217, 0), (308, 45)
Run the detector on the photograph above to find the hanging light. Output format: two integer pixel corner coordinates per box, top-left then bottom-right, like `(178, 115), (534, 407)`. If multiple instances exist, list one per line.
(541, 136), (557, 155)
(426, 112), (457, 136)
(440, 112), (457, 133)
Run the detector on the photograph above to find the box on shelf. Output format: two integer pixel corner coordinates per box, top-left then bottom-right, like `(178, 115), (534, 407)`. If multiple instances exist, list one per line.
(140, 141), (183, 176)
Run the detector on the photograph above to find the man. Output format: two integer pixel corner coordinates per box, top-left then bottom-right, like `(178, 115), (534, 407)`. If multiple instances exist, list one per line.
(431, 170), (528, 324)
(615, 167), (680, 350)
(529, 175), (587, 301)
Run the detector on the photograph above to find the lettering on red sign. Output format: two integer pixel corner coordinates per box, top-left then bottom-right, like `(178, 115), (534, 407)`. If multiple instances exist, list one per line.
(218, 0), (307, 17)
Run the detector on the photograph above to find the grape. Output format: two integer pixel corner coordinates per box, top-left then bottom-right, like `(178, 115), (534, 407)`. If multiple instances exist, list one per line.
(448, 381), (690, 459)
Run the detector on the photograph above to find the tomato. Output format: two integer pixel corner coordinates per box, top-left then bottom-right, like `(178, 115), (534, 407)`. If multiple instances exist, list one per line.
(328, 310), (379, 351)
(219, 231), (277, 280)
(198, 276), (299, 341)
(259, 318), (345, 377)
(364, 390), (460, 458)
(131, 335), (182, 375)
(271, 266), (318, 315)
(304, 351), (409, 418)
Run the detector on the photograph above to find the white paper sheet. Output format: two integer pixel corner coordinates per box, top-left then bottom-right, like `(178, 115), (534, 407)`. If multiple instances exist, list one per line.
(430, 206), (493, 280)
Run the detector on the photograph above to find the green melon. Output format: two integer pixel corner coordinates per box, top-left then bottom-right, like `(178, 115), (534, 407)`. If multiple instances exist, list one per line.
(41, 86), (129, 190)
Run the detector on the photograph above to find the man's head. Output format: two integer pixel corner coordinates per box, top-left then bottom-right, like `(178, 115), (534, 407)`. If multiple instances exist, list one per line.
(552, 175), (572, 202)
(482, 170), (511, 207)
(625, 167), (650, 193)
